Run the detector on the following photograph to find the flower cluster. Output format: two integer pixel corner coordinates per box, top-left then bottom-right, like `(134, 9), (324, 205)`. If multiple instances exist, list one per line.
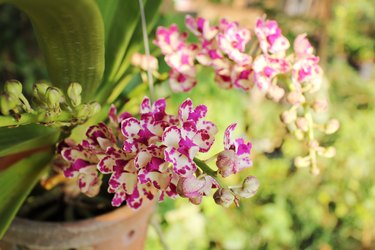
(154, 16), (338, 174)
(154, 16), (322, 94)
(59, 97), (257, 209)
(0, 81), (99, 126)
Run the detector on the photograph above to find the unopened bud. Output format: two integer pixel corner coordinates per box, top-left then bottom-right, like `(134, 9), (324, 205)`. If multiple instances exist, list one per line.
(67, 82), (82, 107)
(325, 119), (340, 134)
(242, 176), (260, 197)
(232, 176), (259, 198)
(88, 102), (101, 116)
(312, 99), (328, 113)
(267, 85), (285, 102)
(311, 167), (320, 176)
(143, 56), (158, 71)
(76, 102), (100, 119)
(131, 53), (142, 67)
(216, 150), (236, 178)
(0, 93), (18, 115)
(4, 80), (22, 96)
(287, 91), (305, 105)
(296, 117), (309, 132)
(317, 146), (336, 158)
(294, 156), (311, 168)
(75, 104), (90, 118)
(189, 196), (202, 205)
(309, 139), (319, 150)
(280, 109), (297, 124)
(213, 188), (235, 207)
(309, 76), (322, 93)
(45, 87), (62, 110)
(33, 82), (50, 103)
(132, 53), (159, 71)
(294, 129), (304, 140)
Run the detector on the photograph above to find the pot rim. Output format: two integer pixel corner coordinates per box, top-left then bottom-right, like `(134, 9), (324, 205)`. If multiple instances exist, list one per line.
(15, 197), (154, 226)
(2, 198), (157, 249)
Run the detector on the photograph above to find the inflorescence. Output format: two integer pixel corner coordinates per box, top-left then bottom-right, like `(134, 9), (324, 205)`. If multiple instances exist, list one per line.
(59, 97), (258, 209)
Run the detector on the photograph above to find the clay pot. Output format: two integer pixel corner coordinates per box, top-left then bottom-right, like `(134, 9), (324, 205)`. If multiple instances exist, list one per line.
(0, 199), (156, 250)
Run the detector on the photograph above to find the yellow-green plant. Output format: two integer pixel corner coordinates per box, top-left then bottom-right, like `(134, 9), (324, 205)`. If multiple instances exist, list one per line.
(0, 0), (162, 238)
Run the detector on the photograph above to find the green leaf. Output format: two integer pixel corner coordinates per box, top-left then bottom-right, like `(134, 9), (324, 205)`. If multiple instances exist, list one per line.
(112, 0), (162, 84)
(0, 0), (105, 101)
(0, 125), (59, 157)
(96, 0), (141, 88)
(0, 150), (52, 239)
(96, 0), (162, 103)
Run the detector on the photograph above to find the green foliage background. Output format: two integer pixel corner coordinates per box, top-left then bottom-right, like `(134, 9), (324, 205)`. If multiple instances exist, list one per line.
(0, 0), (374, 249)
(145, 1), (375, 249)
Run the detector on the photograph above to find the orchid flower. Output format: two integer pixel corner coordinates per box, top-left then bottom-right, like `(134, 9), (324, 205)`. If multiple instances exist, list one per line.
(216, 123), (253, 178)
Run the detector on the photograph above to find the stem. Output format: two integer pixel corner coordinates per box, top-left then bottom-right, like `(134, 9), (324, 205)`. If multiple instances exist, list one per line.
(193, 158), (226, 188)
(151, 216), (170, 250)
(305, 110), (318, 174)
(203, 153), (219, 164)
(0, 110), (77, 127)
(138, 0), (155, 101)
(193, 158), (216, 176)
(19, 94), (33, 112)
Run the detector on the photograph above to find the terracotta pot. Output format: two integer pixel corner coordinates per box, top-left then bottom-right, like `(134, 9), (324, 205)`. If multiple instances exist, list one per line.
(0, 199), (156, 250)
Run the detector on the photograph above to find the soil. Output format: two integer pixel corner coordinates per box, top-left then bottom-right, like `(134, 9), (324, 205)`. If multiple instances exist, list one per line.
(18, 176), (119, 222)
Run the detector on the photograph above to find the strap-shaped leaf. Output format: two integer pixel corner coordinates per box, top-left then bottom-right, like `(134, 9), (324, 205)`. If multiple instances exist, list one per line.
(96, 0), (141, 89)
(0, 150), (52, 239)
(0, 125), (59, 157)
(96, 0), (162, 103)
(0, 0), (105, 101)
(112, 0), (162, 85)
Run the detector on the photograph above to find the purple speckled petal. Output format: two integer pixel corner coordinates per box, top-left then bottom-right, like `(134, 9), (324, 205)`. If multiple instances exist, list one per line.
(162, 126), (181, 148)
(178, 99), (193, 122)
(121, 117), (142, 138)
(224, 123), (237, 149)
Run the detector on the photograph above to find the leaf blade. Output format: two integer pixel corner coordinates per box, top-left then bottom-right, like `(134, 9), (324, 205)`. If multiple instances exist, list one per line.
(95, 0), (162, 103)
(1, 0), (105, 101)
(0, 150), (53, 239)
(0, 125), (59, 157)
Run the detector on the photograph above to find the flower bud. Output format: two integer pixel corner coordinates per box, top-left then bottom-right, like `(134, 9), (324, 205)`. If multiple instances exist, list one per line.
(75, 104), (90, 118)
(241, 176), (260, 197)
(0, 93), (18, 115)
(4, 80), (22, 97)
(132, 53), (159, 71)
(294, 156), (310, 168)
(216, 150), (236, 178)
(232, 176), (259, 198)
(67, 82), (82, 107)
(293, 129), (304, 140)
(131, 53), (142, 67)
(287, 91), (305, 105)
(280, 109), (297, 124)
(45, 87), (62, 110)
(189, 196), (203, 205)
(309, 139), (319, 150)
(309, 76), (322, 93)
(142, 56), (158, 72)
(213, 188), (235, 207)
(267, 85), (285, 102)
(311, 167), (320, 176)
(88, 102), (101, 116)
(317, 146), (336, 158)
(296, 117), (309, 132)
(33, 82), (50, 103)
(312, 99), (328, 113)
(325, 119), (340, 134)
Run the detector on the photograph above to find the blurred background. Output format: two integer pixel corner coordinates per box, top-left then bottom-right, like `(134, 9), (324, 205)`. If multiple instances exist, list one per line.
(1, 0), (374, 249)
